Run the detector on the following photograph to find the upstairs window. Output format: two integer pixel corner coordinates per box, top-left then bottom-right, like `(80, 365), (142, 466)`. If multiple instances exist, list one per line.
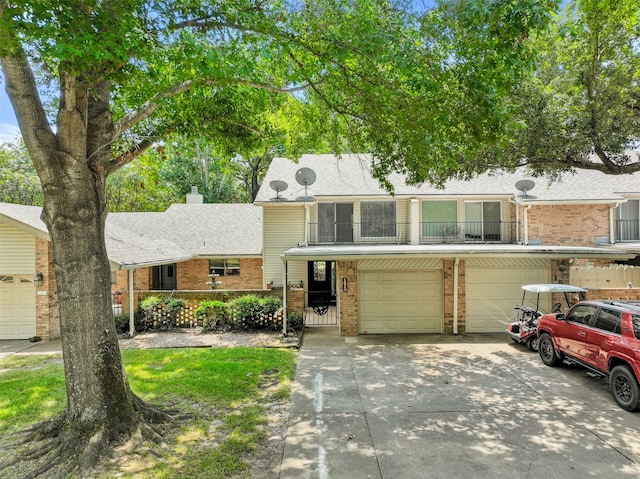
(422, 200), (458, 238)
(361, 201), (396, 238)
(616, 200), (640, 241)
(209, 259), (240, 277)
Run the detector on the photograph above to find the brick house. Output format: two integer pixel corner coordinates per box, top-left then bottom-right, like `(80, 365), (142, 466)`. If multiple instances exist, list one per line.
(0, 201), (263, 340)
(255, 154), (640, 336)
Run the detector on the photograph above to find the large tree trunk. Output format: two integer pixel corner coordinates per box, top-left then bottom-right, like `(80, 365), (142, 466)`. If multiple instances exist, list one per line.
(2, 53), (167, 478)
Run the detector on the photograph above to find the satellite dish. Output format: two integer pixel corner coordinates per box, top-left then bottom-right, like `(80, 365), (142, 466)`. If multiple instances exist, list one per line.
(269, 180), (288, 199)
(515, 179), (536, 198)
(295, 167), (316, 199)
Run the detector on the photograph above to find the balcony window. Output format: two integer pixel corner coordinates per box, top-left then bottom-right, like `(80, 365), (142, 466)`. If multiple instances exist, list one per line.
(616, 200), (640, 241)
(464, 201), (501, 241)
(318, 203), (354, 243)
(361, 201), (396, 238)
(422, 200), (458, 238)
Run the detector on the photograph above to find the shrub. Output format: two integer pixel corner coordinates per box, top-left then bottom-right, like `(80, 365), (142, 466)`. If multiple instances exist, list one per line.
(287, 312), (304, 334)
(139, 296), (163, 331)
(138, 296), (186, 330)
(232, 295), (263, 330)
(114, 313), (130, 334)
(195, 300), (231, 332)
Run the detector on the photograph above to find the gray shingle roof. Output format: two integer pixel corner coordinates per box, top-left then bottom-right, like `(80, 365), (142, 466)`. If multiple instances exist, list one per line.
(0, 202), (262, 269)
(255, 153), (640, 203)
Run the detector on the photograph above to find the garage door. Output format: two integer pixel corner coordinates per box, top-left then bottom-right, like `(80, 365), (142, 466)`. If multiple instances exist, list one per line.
(0, 275), (36, 339)
(359, 269), (443, 334)
(465, 259), (550, 333)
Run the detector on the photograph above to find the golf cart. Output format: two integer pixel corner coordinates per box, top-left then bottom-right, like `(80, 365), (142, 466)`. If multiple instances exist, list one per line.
(505, 283), (587, 352)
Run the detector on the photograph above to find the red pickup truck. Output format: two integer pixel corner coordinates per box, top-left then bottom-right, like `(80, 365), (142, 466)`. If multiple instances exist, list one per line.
(537, 300), (640, 411)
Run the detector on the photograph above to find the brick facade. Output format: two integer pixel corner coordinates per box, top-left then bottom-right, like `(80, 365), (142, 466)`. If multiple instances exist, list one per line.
(524, 204), (610, 247)
(35, 238), (59, 340)
(337, 260), (358, 336)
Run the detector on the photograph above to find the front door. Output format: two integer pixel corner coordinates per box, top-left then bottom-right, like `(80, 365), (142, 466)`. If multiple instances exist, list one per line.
(307, 261), (336, 308)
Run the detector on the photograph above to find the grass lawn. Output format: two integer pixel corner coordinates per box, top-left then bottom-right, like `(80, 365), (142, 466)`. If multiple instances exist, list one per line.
(0, 347), (297, 478)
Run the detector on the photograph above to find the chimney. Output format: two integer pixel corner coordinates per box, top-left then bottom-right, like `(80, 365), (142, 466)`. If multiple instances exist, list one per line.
(186, 186), (203, 204)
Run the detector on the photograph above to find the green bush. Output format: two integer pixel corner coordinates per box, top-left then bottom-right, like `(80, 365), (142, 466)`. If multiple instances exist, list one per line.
(138, 296), (185, 330)
(114, 313), (130, 334)
(287, 311), (304, 333)
(195, 300), (231, 332)
(232, 295), (263, 330)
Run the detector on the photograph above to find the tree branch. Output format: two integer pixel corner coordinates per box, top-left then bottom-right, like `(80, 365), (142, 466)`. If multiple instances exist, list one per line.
(108, 138), (156, 174)
(0, 49), (56, 169)
(113, 78), (314, 141)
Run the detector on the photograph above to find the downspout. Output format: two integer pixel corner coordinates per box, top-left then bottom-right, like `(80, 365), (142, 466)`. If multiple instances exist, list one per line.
(128, 268), (135, 337)
(523, 204), (532, 245)
(282, 258), (288, 337)
(509, 198), (520, 243)
(304, 203), (310, 246)
(453, 257), (459, 335)
(610, 202), (623, 244)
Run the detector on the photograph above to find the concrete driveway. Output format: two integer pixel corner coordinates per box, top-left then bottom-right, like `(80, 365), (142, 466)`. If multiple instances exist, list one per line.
(281, 328), (640, 479)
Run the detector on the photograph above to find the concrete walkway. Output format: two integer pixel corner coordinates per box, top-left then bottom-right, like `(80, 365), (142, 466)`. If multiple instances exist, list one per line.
(281, 327), (640, 479)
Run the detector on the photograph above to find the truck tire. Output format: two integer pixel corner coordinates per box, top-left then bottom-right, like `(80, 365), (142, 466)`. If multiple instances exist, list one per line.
(538, 333), (561, 367)
(610, 365), (640, 411)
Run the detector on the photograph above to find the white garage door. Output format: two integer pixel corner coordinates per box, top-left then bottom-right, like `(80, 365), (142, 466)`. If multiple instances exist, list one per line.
(0, 275), (37, 339)
(359, 269), (443, 334)
(465, 259), (550, 333)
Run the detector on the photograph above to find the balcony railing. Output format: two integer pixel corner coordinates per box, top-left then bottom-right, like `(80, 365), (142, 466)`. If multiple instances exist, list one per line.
(419, 221), (518, 244)
(307, 221), (519, 245)
(308, 222), (410, 244)
(615, 219), (640, 241)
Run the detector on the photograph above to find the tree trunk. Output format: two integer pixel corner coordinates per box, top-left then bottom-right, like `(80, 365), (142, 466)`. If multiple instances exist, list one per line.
(1, 55), (167, 476)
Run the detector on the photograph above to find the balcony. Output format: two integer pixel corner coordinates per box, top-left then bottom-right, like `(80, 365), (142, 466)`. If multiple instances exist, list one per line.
(615, 219), (640, 241)
(307, 221), (519, 245)
(420, 221), (518, 244)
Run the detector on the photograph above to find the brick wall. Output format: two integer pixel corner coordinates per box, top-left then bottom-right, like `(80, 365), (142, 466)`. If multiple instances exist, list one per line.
(337, 260), (358, 336)
(443, 259), (466, 335)
(35, 238), (59, 340)
(525, 204), (610, 246)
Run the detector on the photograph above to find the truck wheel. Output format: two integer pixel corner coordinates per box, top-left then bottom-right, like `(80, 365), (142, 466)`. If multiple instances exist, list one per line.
(526, 336), (539, 352)
(610, 365), (640, 411)
(538, 333), (560, 366)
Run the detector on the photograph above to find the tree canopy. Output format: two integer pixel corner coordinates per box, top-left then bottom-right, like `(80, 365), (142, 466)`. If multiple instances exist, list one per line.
(0, 0), (560, 476)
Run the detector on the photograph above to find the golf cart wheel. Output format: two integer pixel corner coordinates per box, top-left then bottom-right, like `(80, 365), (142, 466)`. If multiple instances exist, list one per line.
(610, 365), (640, 411)
(538, 333), (561, 366)
(526, 336), (539, 352)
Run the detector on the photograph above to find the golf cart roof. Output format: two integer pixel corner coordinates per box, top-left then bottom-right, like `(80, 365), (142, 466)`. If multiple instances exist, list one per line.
(522, 284), (588, 293)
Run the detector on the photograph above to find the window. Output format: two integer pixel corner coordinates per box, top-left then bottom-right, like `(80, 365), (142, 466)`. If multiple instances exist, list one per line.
(152, 264), (176, 290)
(616, 199), (640, 241)
(422, 200), (458, 238)
(594, 309), (621, 334)
(464, 201), (501, 241)
(313, 261), (327, 282)
(566, 304), (598, 325)
(209, 259), (241, 277)
(361, 201), (396, 238)
(317, 203), (353, 243)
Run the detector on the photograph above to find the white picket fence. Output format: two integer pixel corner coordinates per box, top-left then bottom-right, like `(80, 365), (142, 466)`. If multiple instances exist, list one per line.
(570, 264), (640, 289)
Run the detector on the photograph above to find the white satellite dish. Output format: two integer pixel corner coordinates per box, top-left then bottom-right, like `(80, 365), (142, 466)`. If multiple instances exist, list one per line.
(515, 179), (536, 198)
(269, 180), (288, 200)
(295, 167), (316, 199)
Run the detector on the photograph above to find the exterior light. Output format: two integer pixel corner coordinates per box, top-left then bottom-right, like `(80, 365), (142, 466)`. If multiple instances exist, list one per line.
(34, 272), (44, 288)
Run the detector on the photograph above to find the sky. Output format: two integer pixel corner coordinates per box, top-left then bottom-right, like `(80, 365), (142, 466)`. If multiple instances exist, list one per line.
(0, 75), (20, 144)
(0, 0), (437, 145)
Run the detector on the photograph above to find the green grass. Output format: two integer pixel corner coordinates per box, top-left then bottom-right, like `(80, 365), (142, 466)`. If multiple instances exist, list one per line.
(0, 347), (297, 478)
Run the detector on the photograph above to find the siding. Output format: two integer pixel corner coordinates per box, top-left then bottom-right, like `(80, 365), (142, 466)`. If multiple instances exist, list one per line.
(0, 223), (36, 274)
(263, 205), (307, 288)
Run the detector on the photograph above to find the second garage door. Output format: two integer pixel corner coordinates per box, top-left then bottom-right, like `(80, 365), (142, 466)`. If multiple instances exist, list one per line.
(359, 268), (443, 334)
(465, 259), (550, 333)
(0, 275), (37, 340)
